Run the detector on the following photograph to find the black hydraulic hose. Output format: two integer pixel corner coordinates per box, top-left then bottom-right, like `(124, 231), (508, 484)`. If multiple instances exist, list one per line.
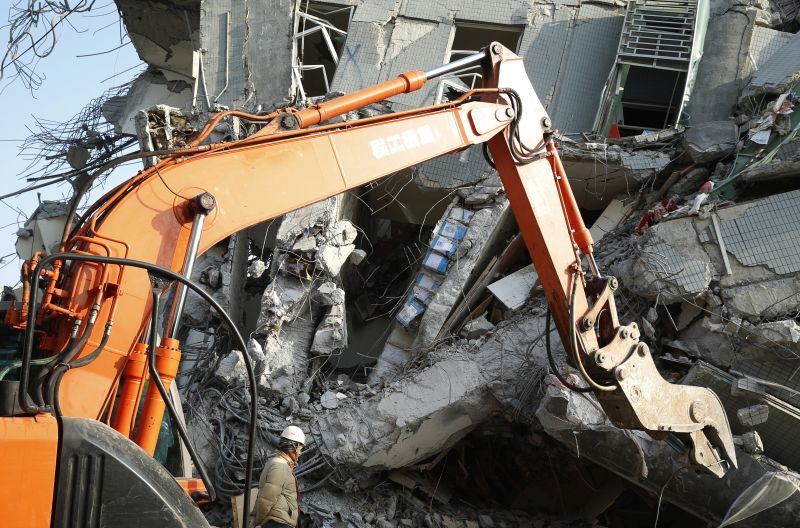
(147, 290), (218, 504)
(482, 142), (496, 170)
(51, 326), (112, 417)
(545, 308), (593, 393)
(68, 322), (113, 368)
(504, 89), (547, 165)
(30, 330), (81, 405)
(19, 253), (258, 525)
(480, 89), (547, 171)
(44, 313), (99, 407)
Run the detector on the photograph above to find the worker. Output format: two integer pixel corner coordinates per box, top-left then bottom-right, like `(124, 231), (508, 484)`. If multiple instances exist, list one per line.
(253, 425), (306, 528)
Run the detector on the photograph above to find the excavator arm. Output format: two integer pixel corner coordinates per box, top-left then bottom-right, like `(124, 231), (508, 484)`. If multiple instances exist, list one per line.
(0, 43), (735, 527)
(482, 44), (737, 478)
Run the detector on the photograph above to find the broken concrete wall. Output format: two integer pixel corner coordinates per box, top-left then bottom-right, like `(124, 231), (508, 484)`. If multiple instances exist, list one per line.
(560, 139), (675, 210)
(368, 179), (513, 382)
(626, 189), (800, 316)
(199, 0), (295, 111)
(329, 0), (625, 193)
(413, 193), (511, 350)
(108, 1), (198, 133)
(252, 196), (363, 394)
(743, 30), (800, 98)
(744, 26), (795, 79)
(687, 0), (756, 123)
(111, 0), (295, 132)
(520, 2), (624, 134)
(117, 0), (197, 77)
(330, 8), (396, 93)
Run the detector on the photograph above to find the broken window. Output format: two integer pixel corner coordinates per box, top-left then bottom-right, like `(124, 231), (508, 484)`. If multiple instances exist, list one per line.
(294, 1), (352, 100)
(617, 65), (687, 134)
(594, 0), (708, 136)
(435, 22), (523, 104)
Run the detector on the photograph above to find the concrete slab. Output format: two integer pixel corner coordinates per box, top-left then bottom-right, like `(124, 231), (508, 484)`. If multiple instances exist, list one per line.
(488, 264), (537, 311)
(589, 197), (634, 241)
(520, 4), (624, 133)
(746, 30), (800, 96)
(697, 190), (800, 275)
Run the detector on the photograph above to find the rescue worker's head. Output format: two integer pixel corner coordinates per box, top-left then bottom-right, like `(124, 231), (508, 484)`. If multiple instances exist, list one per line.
(279, 425), (306, 458)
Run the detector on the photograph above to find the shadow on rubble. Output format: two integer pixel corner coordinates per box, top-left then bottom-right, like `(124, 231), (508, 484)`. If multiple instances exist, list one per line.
(302, 417), (705, 528)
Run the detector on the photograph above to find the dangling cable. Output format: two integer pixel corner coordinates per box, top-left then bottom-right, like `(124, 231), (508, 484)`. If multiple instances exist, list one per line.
(545, 308), (593, 393)
(500, 89), (549, 165)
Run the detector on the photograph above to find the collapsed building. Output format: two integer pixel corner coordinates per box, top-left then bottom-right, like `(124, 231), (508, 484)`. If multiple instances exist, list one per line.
(10, 0), (800, 526)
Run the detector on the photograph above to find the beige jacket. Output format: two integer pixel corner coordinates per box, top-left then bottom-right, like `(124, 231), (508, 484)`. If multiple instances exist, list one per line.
(253, 453), (299, 527)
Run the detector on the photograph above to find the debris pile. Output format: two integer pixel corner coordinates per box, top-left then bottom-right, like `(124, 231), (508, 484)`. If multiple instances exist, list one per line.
(12, 0), (800, 526)
(117, 1), (800, 525)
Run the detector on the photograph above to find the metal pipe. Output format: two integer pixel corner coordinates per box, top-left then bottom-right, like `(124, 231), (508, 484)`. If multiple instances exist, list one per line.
(276, 48), (488, 132)
(587, 254), (602, 279)
(424, 50), (487, 80)
(213, 11), (231, 103)
(168, 211), (206, 339)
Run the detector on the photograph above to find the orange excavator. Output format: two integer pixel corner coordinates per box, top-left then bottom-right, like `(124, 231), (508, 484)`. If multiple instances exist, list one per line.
(0, 43), (736, 527)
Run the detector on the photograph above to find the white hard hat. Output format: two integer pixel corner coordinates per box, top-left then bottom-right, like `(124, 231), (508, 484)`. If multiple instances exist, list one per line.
(280, 425), (306, 445)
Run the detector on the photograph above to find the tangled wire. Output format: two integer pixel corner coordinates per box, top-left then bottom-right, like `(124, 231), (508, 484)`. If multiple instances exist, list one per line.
(177, 325), (340, 504)
(1, 1), (98, 92)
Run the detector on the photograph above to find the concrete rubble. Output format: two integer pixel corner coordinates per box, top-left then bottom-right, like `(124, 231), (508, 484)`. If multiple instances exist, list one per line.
(14, 0), (800, 526)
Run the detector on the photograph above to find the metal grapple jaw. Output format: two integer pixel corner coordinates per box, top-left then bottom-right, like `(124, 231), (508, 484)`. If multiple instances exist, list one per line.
(573, 276), (737, 477)
(594, 338), (738, 478)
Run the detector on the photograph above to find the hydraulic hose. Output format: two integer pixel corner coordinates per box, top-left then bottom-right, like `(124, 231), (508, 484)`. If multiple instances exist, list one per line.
(146, 290), (218, 503)
(568, 272), (616, 392)
(51, 324), (112, 417)
(27, 331), (79, 403)
(545, 308), (592, 393)
(68, 322), (113, 369)
(44, 309), (99, 407)
(19, 253), (258, 523)
(544, 271), (617, 393)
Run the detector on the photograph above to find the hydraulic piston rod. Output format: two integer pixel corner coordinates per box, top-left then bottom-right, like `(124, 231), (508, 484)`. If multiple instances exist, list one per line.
(284, 49), (489, 130)
(167, 193), (216, 338)
(423, 49), (487, 80)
